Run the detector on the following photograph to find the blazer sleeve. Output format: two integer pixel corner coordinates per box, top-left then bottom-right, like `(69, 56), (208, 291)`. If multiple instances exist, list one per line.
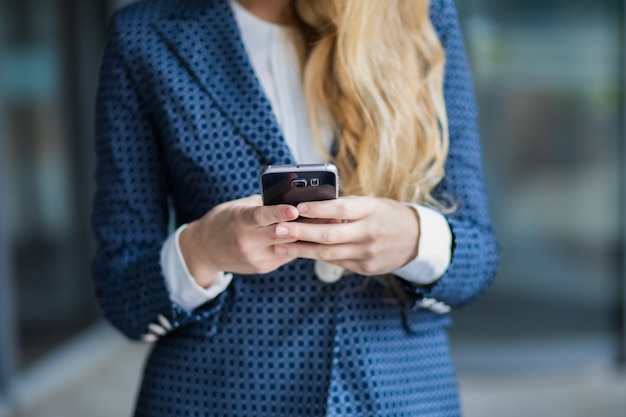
(92, 11), (230, 340)
(406, 0), (499, 309)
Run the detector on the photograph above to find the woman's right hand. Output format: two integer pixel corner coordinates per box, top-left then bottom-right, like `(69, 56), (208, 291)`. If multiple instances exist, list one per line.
(178, 195), (299, 288)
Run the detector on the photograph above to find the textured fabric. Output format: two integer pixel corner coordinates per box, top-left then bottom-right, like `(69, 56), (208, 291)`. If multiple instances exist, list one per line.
(92, 0), (499, 415)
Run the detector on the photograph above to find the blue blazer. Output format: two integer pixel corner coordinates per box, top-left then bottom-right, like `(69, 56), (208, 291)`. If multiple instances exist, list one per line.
(92, 0), (499, 415)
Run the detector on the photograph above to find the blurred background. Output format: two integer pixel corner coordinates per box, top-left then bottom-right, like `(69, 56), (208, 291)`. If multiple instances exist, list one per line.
(0, 0), (625, 416)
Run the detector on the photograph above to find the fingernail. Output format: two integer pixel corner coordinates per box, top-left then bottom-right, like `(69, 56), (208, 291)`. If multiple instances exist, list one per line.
(275, 246), (288, 255)
(276, 226), (289, 236)
(285, 207), (297, 218)
(297, 203), (309, 213)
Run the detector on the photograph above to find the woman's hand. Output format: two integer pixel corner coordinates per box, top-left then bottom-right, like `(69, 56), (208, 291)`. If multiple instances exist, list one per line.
(179, 195), (300, 287)
(273, 196), (420, 276)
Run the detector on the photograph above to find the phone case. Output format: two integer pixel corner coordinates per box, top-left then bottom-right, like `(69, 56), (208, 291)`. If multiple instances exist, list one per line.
(260, 164), (338, 206)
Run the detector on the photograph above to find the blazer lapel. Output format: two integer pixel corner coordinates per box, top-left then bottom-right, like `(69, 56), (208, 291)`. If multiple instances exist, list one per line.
(155, 0), (294, 166)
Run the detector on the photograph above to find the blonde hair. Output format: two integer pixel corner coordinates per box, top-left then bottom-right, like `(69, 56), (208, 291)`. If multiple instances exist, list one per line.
(294, 0), (449, 207)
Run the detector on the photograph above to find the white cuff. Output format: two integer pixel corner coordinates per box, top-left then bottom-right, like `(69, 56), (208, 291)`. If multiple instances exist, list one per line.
(315, 260), (344, 283)
(160, 224), (233, 311)
(393, 205), (452, 285)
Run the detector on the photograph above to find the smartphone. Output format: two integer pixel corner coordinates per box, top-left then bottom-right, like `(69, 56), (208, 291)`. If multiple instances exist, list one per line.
(260, 163), (339, 206)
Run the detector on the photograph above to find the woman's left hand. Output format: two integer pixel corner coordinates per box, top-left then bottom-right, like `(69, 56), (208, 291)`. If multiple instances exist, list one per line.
(273, 196), (420, 275)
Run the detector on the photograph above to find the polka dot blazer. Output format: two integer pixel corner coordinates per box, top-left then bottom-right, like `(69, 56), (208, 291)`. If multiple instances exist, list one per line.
(92, 0), (499, 415)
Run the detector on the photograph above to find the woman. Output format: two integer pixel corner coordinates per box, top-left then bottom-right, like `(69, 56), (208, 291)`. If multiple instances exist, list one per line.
(92, 0), (499, 415)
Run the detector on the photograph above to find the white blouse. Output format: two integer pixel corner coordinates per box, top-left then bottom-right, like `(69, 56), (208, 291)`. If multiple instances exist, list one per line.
(159, 0), (453, 311)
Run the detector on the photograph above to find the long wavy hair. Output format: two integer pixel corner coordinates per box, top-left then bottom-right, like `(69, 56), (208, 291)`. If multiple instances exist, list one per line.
(293, 0), (449, 207)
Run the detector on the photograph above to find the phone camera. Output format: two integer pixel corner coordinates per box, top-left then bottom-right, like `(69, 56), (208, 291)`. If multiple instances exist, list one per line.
(290, 178), (307, 188)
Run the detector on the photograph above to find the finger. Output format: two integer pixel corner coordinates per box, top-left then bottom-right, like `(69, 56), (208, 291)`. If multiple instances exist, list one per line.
(329, 259), (382, 276)
(254, 245), (298, 273)
(293, 217), (342, 225)
(274, 221), (364, 245)
(242, 204), (299, 227)
(269, 223), (300, 243)
(275, 241), (362, 263)
(274, 241), (387, 276)
(296, 197), (370, 221)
